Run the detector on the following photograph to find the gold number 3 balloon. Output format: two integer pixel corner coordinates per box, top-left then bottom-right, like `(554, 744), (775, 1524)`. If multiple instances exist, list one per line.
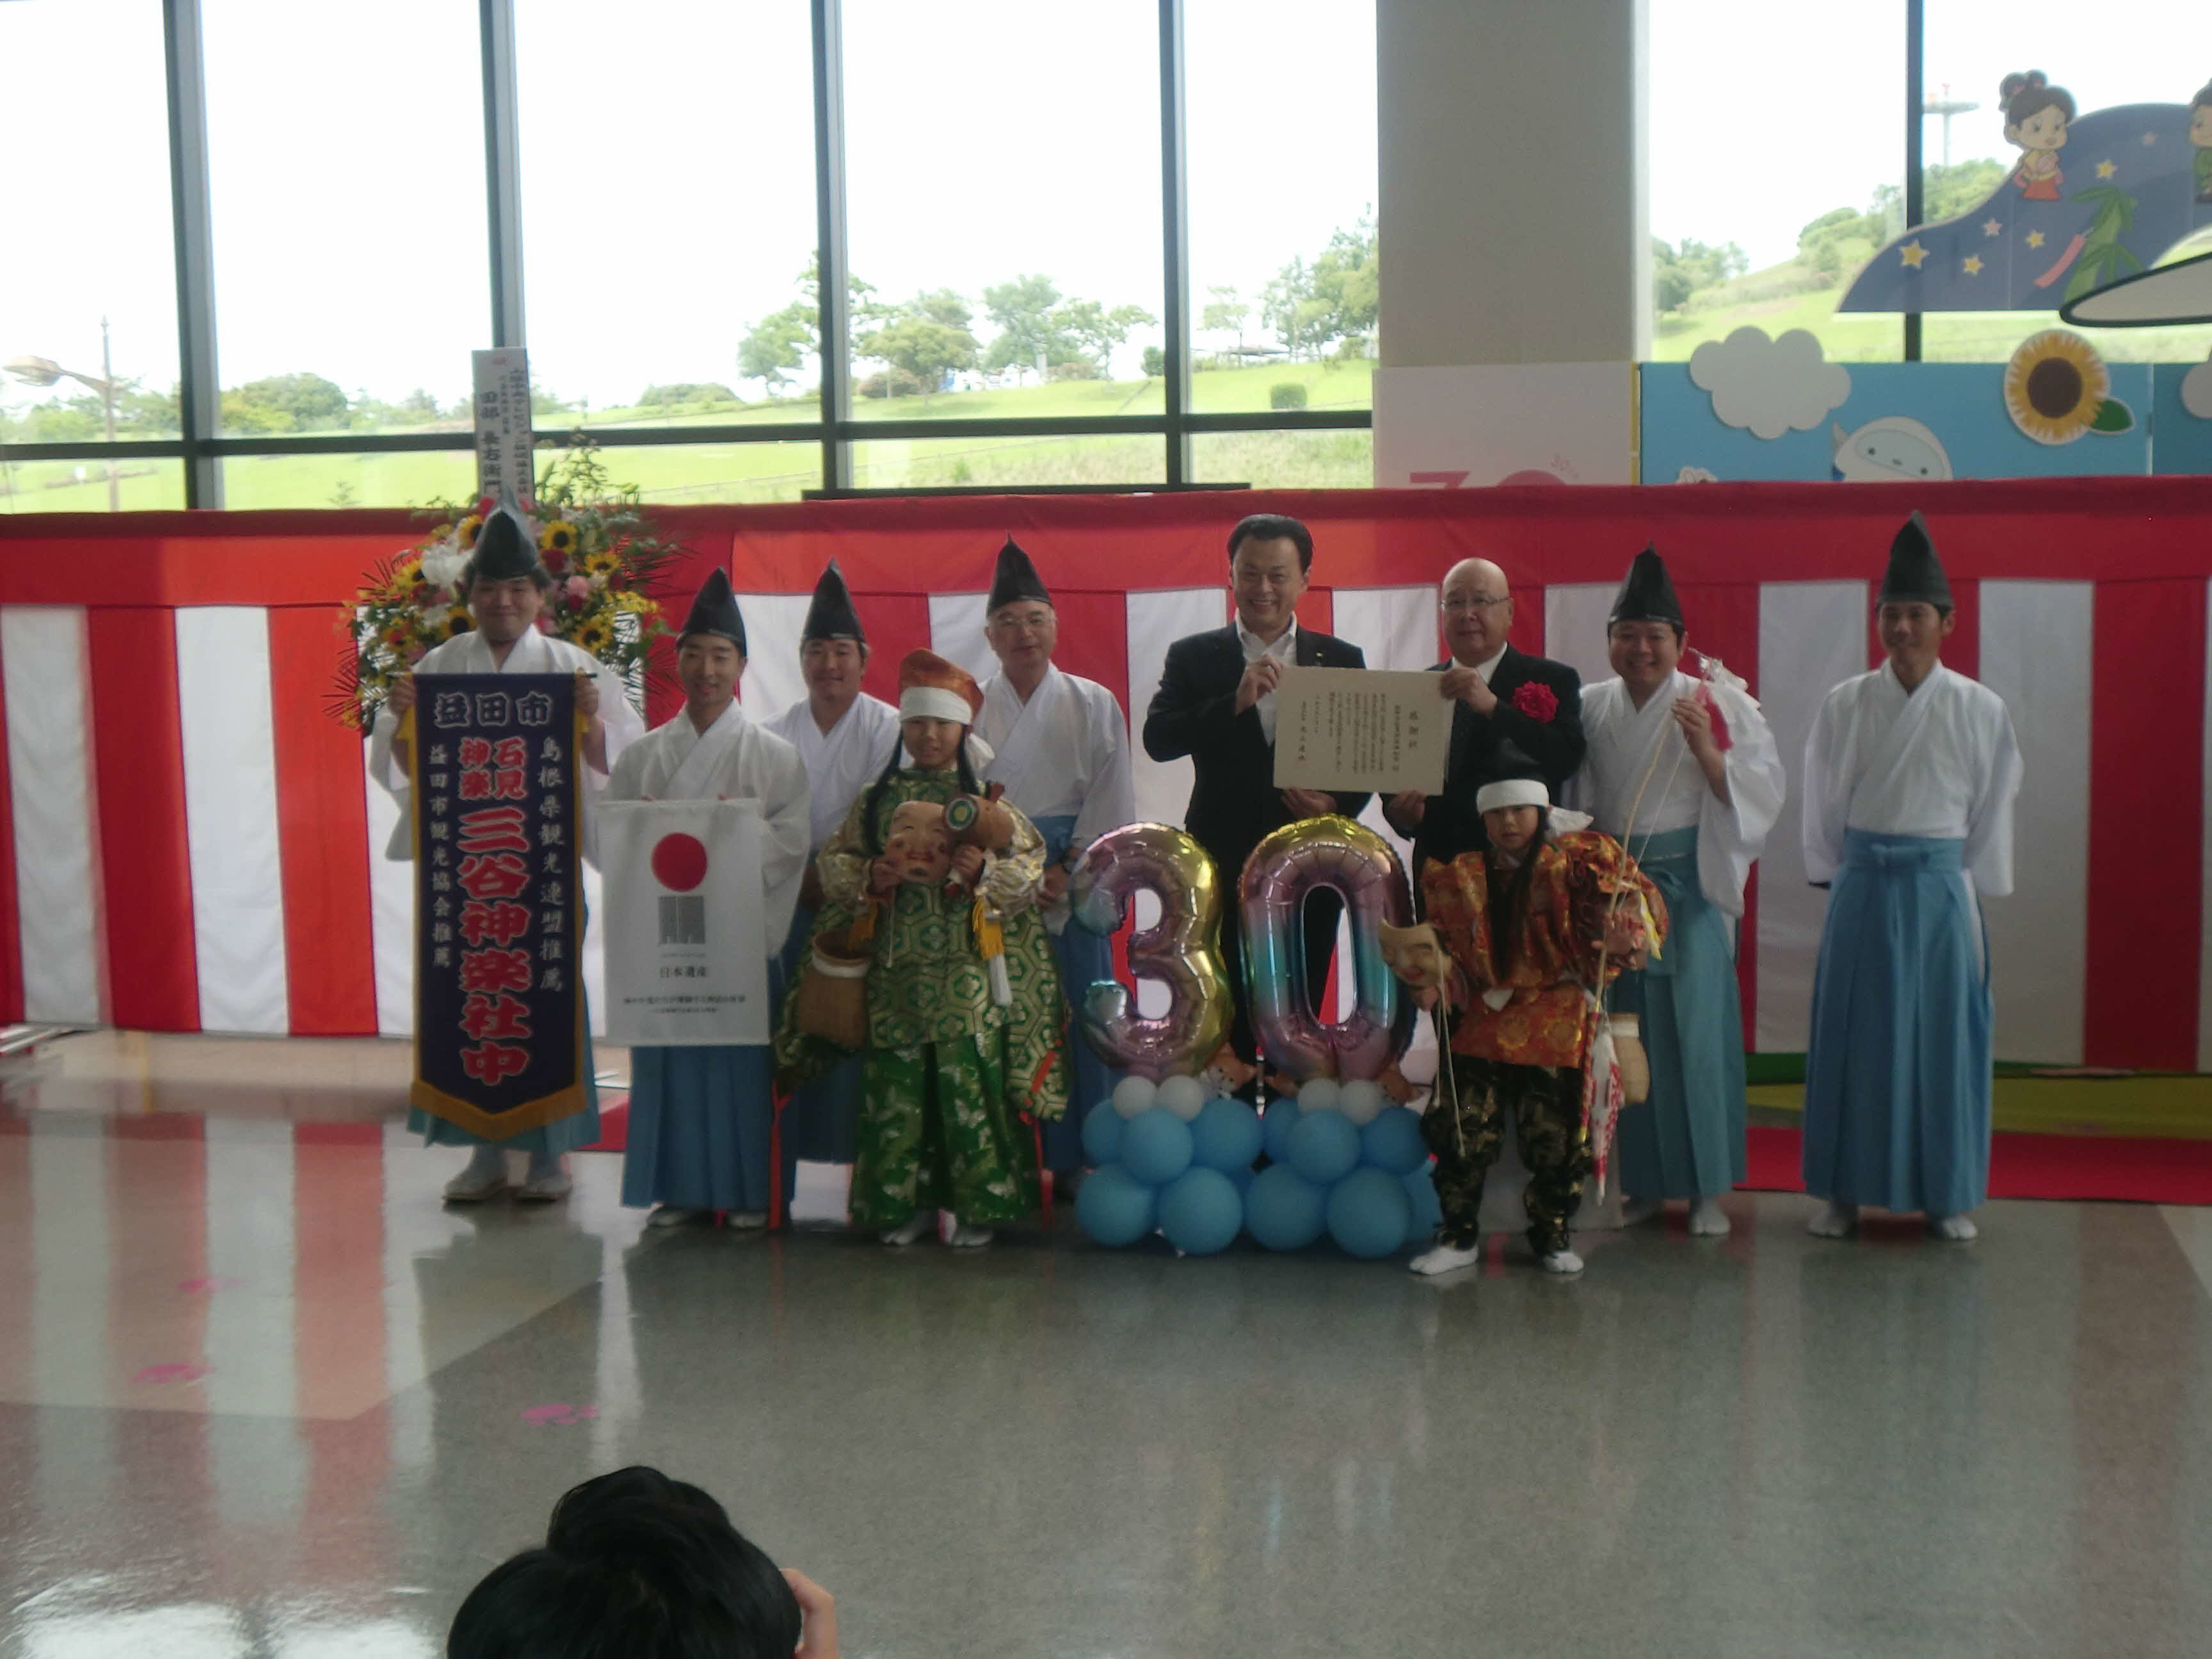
(1067, 823), (1232, 1080)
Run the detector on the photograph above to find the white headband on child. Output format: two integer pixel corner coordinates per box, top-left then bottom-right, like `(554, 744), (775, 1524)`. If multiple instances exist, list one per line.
(1475, 778), (1551, 814)
(899, 687), (974, 724)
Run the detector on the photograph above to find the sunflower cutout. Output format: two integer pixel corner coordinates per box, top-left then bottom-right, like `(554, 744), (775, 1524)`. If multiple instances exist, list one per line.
(571, 614), (615, 656)
(2002, 329), (2133, 445)
(540, 520), (579, 556)
(579, 544), (621, 578)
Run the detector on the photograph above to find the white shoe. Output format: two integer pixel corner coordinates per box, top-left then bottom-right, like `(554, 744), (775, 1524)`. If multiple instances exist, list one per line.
(881, 1214), (933, 1247)
(646, 1205), (707, 1229)
(1539, 1248), (1585, 1276)
(1929, 1213), (1978, 1242)
(442, 1149), (508, 1203)
(1808, 1201), (1859, 1238)
(516, 1162), (572, 1203)
(947, 1224), (995, 1249)
(1409, 1242), (1482, 1277)
(1687, 1199), (1731, 1237)
(728, 1210), (770, 1231)
(1621, 1196), (1665, 1228)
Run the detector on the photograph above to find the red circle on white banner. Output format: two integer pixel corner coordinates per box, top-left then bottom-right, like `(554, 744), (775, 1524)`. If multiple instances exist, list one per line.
(652, 833), (710, 892)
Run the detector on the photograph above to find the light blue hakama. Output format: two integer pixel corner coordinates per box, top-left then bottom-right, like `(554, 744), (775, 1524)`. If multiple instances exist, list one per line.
(1030, 813), (1124, 1173)
(1613, 826), (1748, 1203)
(1801, 830), (1991, 1217)
(620, 1040), (778, 1214)
(774, 903), (865, 1178)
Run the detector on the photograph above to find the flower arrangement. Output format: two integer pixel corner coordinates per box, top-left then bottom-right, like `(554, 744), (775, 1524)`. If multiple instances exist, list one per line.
(331, 439), (680, 728)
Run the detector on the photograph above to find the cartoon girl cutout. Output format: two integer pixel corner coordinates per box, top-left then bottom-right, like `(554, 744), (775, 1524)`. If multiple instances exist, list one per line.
(2000, 70), (2074, 200)
(2190, 79), (2212, 205)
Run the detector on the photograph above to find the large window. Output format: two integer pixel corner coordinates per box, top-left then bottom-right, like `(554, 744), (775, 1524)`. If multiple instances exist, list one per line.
(2, 0), (1380, 509)
(0, 0), (180, 513)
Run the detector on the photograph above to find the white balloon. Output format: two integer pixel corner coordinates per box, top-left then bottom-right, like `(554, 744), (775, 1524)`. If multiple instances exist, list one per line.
(1156, 1075), (1206, 1121)
(1338, 1078), (1384, 1125)
(1295, 1077), (1342, 1115)
(1112, 1077), (1159, 1119)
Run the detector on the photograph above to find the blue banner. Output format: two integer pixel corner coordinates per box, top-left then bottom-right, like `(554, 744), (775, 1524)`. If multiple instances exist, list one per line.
(408, 673), (589, 1138)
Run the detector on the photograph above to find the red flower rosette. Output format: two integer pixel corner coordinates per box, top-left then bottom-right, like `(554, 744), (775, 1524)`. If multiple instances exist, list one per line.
(1510, 681), (1559, 723)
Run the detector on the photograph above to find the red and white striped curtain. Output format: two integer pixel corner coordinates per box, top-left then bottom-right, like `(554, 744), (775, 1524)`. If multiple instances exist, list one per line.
(2, 478), (2207, 1068)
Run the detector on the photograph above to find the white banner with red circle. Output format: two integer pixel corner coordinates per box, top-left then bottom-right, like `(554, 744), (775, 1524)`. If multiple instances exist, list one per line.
(598, 799), (769, 1046)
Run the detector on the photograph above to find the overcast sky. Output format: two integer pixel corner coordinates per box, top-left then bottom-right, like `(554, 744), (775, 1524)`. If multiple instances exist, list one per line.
(2, 0), (2200, 413)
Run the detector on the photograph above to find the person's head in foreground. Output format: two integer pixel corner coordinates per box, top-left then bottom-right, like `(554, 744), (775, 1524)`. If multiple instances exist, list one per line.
(463, 506), (556, 645)
(447, 1465), (834, 1658)
(1477, 774), (1549, 859)
(1226, 513), (1313, 642)
(1605, 544), (1685, 698)
(1877, 511), (1955, 687)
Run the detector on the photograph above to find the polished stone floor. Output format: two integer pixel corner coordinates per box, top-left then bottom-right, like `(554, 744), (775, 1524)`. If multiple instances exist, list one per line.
(3, 1032), (2211, 1659)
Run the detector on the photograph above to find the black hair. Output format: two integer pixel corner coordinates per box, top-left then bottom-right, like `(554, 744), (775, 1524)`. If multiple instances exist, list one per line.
(449, 1467), (800, 1659)
(1227, 513), (1314, 574)
(861, 726), (981, 856)
(2192, 79), (2212, 112)
(1484, 811), (1551, 979)
(1999, 70), (2074, 129)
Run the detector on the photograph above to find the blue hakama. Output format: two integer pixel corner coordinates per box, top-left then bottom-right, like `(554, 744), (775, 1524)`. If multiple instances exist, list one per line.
(1613, 826), (1748, 1202)
(409, 1035), (601, 1153)
(1801, 830), (1991, 1216)
(620, 1041), (777, 1214)
(1030, 813), (1124, 1173)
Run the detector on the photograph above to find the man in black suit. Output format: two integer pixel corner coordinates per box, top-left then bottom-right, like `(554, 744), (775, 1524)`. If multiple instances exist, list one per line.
(1382, 556), (1584, 870)
(1143, 513), (1370, 1064)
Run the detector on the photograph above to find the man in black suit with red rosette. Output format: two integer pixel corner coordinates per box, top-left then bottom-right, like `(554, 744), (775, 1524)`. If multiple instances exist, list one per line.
(1144, 513), (1369, 1064)
(1382, 556), (1585, 869)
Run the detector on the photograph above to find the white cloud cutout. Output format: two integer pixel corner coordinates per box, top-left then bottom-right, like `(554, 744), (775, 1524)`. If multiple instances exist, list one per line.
(2181, 355), (2212, 420)
(1688, 326), (1853, 440)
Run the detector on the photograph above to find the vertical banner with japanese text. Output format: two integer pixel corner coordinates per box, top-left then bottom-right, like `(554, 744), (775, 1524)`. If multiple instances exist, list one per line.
(407, 673), (589, 1138)
(599, 799), (771, 1046)
(471, 348), (534, 509)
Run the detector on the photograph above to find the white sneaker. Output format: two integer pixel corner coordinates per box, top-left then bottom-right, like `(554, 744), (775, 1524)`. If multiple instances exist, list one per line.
(1928, 1213), (1978, 1242)
(880, 1213), (933, 1247)
(1409, 1242), (1482, 1277)
(728, 1210), (770, 1231)
(947, 1224), (995, 1249)
(1539, 1248), (1585, 1276)
(516, 1162), (572, 1203)
(646, 1205), (707, 1229)
(442, 1150), (509, 1203)
(1687, 1199), (1731, 1237)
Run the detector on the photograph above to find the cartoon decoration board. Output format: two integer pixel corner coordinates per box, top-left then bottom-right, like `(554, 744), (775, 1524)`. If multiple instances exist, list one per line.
(1840, 73), (2212, 315)
(1638, 324), (2181, 483)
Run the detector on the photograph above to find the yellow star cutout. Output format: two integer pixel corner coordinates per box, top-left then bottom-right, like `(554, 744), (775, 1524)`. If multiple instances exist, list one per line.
(1900, 240), (1929, 268)
(2026, 230), (2047, 248)
(1962, 255), (1985, 275)
(2096, 159), (2117, 179)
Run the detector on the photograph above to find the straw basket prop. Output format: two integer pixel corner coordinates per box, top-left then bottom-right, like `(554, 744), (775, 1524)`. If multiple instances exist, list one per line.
(793, 921), (874, 1050)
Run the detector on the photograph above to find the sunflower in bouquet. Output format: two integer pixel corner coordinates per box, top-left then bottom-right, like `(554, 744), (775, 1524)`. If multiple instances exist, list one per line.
(331, 437), (683, 729)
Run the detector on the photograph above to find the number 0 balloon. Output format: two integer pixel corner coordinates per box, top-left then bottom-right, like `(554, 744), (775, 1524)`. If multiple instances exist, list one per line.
(1068, 823), (1233, 1081)
(1238, 815), (1416, 1084)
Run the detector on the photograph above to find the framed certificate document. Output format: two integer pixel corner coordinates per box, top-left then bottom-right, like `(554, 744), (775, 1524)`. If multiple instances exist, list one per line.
(1272, 667), (1450, 796)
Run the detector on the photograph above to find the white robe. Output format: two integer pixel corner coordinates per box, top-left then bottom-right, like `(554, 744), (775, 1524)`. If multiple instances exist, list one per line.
(367, 627), (644, 863)
(1566, 669), (1786, 915)
(604, 701), (813, 954)
(1802, 661), (2022, 895)
(974, 665), (1134, 856)
(764, 693), (902, 851)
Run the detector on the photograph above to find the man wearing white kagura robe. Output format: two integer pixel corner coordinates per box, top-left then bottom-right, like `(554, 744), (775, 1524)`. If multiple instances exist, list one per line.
(369, 506), (645, 1200)
(1801, 513), (2021, 1239)
(1565, 547), (1784, 1237)
(605, 571), (810, 1225)
(763, 560), (899, 1174)
(972, 537), (1136, 1171)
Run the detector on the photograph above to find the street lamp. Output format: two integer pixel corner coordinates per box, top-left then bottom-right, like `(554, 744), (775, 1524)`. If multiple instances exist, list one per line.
(6, 316), (122, 511)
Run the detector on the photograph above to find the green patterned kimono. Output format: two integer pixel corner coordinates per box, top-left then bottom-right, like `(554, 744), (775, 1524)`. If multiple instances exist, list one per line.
(774, 766), (1070, 1226)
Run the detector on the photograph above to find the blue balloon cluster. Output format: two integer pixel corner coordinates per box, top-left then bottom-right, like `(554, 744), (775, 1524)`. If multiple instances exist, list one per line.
(1078, 1094), (1441, 1261)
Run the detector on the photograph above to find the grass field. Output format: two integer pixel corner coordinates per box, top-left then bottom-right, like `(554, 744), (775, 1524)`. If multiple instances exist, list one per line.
(2, 360), (1376, 513)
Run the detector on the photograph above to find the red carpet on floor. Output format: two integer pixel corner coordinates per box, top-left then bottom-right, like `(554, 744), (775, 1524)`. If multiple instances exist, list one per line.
(579, 1098), (629, 1153)
(1743, 1124), (2212, 1205)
